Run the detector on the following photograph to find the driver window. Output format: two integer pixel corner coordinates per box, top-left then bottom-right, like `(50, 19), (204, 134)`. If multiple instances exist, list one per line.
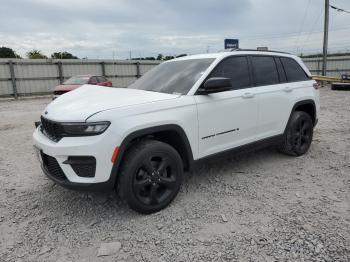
(209, 56), (251, 90)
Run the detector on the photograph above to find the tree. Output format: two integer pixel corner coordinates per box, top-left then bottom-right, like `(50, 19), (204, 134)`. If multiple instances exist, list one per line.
(27, 50), (47, 59)
(156, 54), (163, 60)
(0, 47), (20, 58)
(164, 55), (175, 61)
(51, 51), (78, 59)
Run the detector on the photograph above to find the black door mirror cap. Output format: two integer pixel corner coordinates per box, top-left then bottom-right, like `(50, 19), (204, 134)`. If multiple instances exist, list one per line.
(201, 77), (232, 94)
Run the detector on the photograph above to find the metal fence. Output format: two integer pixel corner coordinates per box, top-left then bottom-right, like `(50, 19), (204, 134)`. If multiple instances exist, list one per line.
(0, 59), (160, 98)
(303, 55), (350, 78)
(1, 55), (350, 98)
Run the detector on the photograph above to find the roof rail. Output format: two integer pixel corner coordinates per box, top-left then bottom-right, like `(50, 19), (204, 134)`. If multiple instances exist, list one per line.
(228, 48), (291, 55)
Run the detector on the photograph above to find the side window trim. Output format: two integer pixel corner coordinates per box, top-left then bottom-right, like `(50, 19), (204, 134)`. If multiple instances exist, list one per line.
(195, 55), (253, 95)
(247, 55), (255, 87)
(280, 57), (291, 82)
(274, 57), (287, 83)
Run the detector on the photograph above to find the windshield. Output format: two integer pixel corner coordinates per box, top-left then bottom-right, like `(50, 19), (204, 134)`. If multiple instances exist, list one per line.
(63, 76), (90, 85)
(129, 58), (214, 95)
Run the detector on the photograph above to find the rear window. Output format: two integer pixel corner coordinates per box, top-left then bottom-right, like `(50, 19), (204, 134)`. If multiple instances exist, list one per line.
(280, 57), (309, 82)
(251, 56), (279, 86)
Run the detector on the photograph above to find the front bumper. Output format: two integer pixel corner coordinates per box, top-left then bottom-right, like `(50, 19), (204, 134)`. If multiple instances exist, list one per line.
(33, 126), (120, 191)
(39, 158), (115, 191)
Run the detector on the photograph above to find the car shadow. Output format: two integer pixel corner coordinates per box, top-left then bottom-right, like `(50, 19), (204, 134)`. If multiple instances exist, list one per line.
(37, 145), (286, 220)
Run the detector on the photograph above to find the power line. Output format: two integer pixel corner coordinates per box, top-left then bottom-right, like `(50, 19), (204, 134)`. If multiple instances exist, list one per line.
(330, 4), (350, 14)
(300, 8), (324, 54)
(274, 45), (350, 54)
(321, 2), (350, 75)
(295, 0), (312, 53)
(240, 25), (350, 42)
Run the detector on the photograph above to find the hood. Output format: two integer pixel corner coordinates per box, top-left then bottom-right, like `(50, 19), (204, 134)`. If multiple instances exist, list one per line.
(43, 85), (180, 121)
(54, 84), (81, 91)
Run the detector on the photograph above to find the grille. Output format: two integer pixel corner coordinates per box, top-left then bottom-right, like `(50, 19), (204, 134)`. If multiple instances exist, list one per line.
(68, 156), (96, 178)
(40, 116), (64, 142)
(41, 153), (67, 181)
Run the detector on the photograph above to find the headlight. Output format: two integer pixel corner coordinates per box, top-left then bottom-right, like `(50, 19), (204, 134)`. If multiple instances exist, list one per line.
(61, 121), (110, 136)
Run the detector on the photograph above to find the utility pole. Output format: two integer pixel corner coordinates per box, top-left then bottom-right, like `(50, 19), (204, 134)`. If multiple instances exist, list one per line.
(322, 0), (330, 76)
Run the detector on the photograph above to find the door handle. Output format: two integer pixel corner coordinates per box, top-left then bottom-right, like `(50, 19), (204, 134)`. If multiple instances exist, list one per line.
(284, 86), (293, 93)
(242, 92), (254, 99)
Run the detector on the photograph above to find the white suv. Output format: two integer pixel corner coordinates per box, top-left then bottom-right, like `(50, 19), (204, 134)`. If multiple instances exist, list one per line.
(33, 50), (320, 214)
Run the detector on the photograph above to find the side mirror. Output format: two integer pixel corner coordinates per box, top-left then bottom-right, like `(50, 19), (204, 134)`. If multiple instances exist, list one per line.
(200, 77), (232, 94)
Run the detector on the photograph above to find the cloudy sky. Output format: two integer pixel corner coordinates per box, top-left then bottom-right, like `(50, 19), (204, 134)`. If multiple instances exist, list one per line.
(1, 0), (350, 59)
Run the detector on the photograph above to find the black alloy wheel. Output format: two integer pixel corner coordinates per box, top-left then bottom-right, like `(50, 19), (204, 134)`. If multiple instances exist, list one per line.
(133, 154), (178, 206)
(118, 140), (183, 214)
(293, 116), (313, 153)
(278, 111), (314, 156)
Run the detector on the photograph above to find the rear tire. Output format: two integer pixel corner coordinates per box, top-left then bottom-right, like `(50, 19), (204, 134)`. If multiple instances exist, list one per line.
(278, 111), (313, 156)
(118, 140), (183, 214)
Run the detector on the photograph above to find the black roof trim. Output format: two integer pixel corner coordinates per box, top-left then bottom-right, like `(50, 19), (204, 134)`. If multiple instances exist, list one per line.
(228, 48), (291, 55)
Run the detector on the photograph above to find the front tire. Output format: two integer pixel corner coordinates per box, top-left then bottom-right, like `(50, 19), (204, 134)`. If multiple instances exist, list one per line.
(278, 111), (314, 156)
(118, 140), (183, 214)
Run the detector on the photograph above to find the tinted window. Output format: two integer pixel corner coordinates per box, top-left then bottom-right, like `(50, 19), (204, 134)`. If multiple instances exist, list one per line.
(275, 58), (287, 83)
(251, 56), (279, 86)
(63, 76), (89, 85)
(209, 56), (251, 89)
(129, 58), (214, 95)
(89, 76), (98, 84)
(97, 76), (107, 83)
(280, 57), (309, 82)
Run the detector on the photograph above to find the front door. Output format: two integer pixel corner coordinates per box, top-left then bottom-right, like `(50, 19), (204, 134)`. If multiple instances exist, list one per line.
(195, 56), (258, 158)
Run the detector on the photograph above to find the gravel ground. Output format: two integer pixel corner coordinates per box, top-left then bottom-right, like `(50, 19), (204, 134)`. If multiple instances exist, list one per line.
(0, 87), (349, 262)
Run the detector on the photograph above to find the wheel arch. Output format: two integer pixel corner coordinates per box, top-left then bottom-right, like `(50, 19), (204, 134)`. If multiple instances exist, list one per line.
(285, 100), (317, 133)
(110, 124), (194, 187)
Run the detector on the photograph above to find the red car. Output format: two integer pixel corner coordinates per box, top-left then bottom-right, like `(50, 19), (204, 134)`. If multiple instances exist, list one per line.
(53, 75), (112, 99)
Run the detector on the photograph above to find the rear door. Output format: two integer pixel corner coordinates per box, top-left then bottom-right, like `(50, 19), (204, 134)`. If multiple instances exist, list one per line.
(251, 56), (298, 139)
(195, 56), (259, 158)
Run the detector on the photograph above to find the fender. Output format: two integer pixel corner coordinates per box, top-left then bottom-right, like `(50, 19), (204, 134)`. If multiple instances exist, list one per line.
(284, 99), (317, 134)
(109, 124), (194, 187)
